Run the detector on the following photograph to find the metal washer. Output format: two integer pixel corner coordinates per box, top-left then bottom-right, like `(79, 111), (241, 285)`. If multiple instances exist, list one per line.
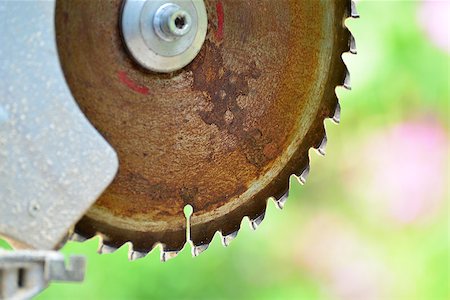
(121, 0), (207, 73)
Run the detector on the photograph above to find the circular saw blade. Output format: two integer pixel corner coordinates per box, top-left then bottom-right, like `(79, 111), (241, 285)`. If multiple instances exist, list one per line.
(56, 0), (355, 258)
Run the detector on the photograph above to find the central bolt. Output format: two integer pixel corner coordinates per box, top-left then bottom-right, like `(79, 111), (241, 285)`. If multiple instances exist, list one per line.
(154, 3), (192, 41)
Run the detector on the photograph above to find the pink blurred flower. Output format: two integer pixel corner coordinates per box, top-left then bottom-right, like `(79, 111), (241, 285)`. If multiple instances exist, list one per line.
(294, 214), (389, 300)
(360, 120), (448, 224)
(418, 0), (450, 53)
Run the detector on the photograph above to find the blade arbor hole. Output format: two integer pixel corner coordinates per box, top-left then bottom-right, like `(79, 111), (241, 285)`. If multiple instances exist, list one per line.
(175, 15), (186, 29)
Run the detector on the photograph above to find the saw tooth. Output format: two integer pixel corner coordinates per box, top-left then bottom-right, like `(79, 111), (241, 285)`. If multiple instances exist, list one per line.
(349, 34), (357, 55)
(275, 192), (288, 210)
(160, 250), (179, 262)
(69, 232), (87, 242)
(192, 244), (209, 257)
(316, 135), (327, 156)
(221, 231), (239, 247)
(332, 102), (341, 124)
(343, 69), (351, 90)
(350, 1), (360, 18)
(128, 250), (147, 261)
(250, 213), (265, 230)
(98, 243), (118, 255)
(298, 164), (310, 185)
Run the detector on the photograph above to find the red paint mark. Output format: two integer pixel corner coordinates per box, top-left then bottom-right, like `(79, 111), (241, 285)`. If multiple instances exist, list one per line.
(117, 71), (149, 95)
(216, 1), (224, 41)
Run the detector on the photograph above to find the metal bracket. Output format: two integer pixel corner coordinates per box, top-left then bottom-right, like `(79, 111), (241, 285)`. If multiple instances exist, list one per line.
(0, 251), (85, 300)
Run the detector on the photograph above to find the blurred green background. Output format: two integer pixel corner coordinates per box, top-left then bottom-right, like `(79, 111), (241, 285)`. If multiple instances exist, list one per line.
(1, 0), (449, 299)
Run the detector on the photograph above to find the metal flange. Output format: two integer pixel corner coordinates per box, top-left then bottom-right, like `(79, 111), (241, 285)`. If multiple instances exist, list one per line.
(121, 0), (208, 73)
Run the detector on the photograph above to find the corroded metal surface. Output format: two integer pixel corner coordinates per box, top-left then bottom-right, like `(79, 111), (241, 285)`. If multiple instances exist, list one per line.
(56, 0), (353, 255)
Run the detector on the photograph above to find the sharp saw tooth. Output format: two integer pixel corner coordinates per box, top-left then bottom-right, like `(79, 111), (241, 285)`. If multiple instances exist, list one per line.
(98, 243), (117, 254)
(298, 164), (310, 185)
(160, 250), (179, 262)
(343, 69), (351, 90)
(349, 34), (357, 54)
(250, 213), (265, 230)
(221, 231), (239, 247)
(69, 232), (87, 242)
(332, 102), (341, 124)
(275, 192), (288, 210)
(316, 135), (327, 156)
(128, 250), (147, 261)
(192, 244), (209, 257)
(351, 1), (360, 18)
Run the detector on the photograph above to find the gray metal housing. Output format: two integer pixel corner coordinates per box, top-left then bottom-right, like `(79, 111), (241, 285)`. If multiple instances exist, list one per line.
(0, 1), (118, 250)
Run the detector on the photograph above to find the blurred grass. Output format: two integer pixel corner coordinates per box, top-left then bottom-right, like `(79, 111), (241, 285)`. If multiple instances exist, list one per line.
(2, 0), (449, 299)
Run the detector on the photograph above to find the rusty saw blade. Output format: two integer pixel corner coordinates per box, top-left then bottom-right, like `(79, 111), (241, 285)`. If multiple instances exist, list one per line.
(56, 0), (358, 260)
